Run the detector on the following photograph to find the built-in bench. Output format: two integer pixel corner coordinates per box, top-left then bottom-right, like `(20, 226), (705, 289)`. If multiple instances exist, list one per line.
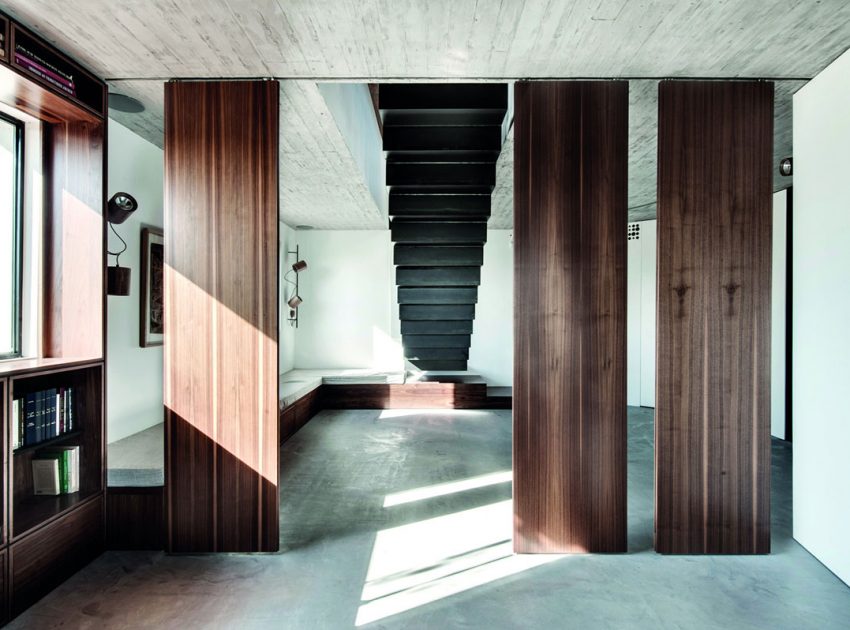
(279, 369), (511, 443)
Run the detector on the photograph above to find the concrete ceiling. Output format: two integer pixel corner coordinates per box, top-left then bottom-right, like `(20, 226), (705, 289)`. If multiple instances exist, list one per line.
(4, 0), (845, 226)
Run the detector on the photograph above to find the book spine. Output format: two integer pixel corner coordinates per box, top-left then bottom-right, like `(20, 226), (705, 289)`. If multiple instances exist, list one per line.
(25, 394), (36, 446)
(47, 388), (57, 439)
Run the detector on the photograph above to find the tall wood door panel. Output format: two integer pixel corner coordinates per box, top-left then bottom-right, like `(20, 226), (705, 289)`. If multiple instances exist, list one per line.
(164, 80), (279, 552)
(655, 80), (773, 554)
(513, 81), (628, 553)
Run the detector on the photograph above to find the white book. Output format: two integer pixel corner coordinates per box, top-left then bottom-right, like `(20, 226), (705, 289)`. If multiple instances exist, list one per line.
(32, 458), (61, 495)
(12, 399), (19, 449)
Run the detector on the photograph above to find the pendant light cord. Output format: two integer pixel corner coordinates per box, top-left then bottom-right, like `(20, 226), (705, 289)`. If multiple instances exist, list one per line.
(107, 222), (127, 266)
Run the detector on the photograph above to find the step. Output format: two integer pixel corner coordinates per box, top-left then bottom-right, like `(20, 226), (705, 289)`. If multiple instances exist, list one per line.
(379, 84), (508, 110)
(386, 161), (496, 187)
(383, 125), (503, 152)
(398, 287), (479, 304)
(390, 193), (491, 218)
(383, 109), (508, 127)
(403, 347), (469, 360)
(400, 320), (474, 335)
(394, 245), (484, 266)
(403, 334), (471, 348)
(391, 221), (488, 244)
(399, 304), (476, 320)
(387, 150), (499, 163)
(396, 266), (480, 287)
(407, 359), (469, 371)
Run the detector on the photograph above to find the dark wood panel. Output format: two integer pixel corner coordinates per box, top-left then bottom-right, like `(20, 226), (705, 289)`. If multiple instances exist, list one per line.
(655, 80), (773, 554)
(280, 388), (322, 444)
(105, 486), (164, 550)
(164, 81), (279, 552)
(42, 120), (105, 360)
(10, 496), (103, 617)
(0, 63), (101, 124)
(321, 382), (487, 409)
(513, 81), (628, 553)
(0, 548), (6, 624)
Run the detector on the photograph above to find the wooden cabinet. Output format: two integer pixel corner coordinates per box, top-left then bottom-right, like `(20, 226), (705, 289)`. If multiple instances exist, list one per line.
(0, 8), (107, 623)
(10, 496), (103, 616)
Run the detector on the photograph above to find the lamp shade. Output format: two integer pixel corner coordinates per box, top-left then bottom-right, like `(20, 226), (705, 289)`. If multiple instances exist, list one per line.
(107, 265), (131, 296)
(288, 295), (303, 309)
(107, 192), (138, 224)
(292, 260), (307, 273)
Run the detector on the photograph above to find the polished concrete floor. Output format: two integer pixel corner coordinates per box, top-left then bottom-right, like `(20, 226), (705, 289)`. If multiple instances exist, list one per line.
(11, 408), (850, 629)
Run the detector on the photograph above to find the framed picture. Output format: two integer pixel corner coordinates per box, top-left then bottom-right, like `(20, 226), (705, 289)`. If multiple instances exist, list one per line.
(140, 227), (164, 347)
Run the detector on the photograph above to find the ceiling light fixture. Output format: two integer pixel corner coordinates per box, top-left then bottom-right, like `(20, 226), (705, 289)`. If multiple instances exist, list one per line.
(108, 93), (146, 113)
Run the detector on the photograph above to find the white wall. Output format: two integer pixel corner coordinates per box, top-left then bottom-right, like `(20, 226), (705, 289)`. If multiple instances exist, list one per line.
(793, 48), (850, 587)
(287, 229), (514, 384)
(292, 230), (402, 370)
(468, 231), (512, 386)
(626, 220), (656, 407)
(279, 222), (297, 373)
(106, 119), (164, 443)
(771, 190), (787, 439)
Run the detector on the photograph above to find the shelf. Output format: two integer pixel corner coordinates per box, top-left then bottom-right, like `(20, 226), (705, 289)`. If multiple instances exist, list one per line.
(13, 430), (82, 455)
(0, 357), (102, 378)
(13, 489), (100, 540)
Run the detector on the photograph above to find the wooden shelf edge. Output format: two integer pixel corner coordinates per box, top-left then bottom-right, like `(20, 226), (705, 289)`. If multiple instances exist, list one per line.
(12, 429), (82, 455)
(9, 490), (103, 544)
(0, 357), (103, 379)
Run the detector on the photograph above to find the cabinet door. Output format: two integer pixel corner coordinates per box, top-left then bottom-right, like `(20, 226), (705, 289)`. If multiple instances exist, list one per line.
(10, 496), (103, 616)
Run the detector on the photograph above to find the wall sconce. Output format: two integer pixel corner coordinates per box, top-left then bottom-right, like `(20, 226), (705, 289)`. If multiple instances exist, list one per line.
(106, 192), (138, 296)
(285, 245), (307, 327)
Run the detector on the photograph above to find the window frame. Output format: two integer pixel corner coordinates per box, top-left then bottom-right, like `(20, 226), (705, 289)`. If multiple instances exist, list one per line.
(0, 111), (24, 360)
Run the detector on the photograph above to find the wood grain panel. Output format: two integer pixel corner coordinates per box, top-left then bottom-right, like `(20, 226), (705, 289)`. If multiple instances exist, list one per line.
(321, 382), (488, 410)
(513, 81), (628, 553)
(42, 121), (105, 360)
(655, 81), (772, 554)
(105, 487), (164, 550)
(164, 80), (279, 552)
(10, 495), (103, 617)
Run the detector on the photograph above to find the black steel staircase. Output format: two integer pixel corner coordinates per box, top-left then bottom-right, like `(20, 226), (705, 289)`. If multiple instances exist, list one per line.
(379, 84), (508, 371)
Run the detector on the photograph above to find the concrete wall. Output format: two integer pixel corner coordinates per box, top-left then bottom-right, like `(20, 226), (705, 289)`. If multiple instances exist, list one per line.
(317, 83), (387, 218)
(792, 47), (850, 587)
(106, 119), (164, 443)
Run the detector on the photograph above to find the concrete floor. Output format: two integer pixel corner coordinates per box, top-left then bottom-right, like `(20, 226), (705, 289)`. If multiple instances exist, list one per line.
(11, 408), (850, 629)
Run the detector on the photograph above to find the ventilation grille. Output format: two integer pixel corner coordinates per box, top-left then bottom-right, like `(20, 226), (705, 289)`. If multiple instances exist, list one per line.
(628, 223), (640, 241)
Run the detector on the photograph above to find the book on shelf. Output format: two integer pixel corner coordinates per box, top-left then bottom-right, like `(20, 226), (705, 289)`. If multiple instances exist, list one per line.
(12, 387), (77, 450)
(31, 445), (80, 496)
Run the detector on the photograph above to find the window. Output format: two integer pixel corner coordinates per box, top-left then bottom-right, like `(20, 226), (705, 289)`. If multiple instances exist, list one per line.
(0, 113), (23, 358)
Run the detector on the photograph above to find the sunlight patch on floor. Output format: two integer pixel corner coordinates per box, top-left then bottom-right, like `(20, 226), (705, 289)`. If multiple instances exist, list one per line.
(383, 471), (512, 507)
(356, 499), (561, 626)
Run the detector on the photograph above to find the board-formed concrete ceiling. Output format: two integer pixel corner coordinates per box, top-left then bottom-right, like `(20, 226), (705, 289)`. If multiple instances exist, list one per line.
(4, 0), (845, 226)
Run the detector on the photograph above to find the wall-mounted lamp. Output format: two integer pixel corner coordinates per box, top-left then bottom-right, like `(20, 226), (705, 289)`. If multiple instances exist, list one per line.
(285, 245), (307, 327)
(779, 157), (793, 177)
(106, 192), (138, 296)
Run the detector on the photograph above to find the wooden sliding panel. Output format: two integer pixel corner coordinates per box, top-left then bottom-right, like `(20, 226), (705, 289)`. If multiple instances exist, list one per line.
(43, 121), (105, 359)
(513, 81), (628, 553)
(164, 81), (279, 552)
(655, 81), (772, 554)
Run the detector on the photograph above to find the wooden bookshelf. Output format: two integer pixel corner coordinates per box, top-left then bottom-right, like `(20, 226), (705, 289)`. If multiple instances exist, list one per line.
(0, 7), (106, 624)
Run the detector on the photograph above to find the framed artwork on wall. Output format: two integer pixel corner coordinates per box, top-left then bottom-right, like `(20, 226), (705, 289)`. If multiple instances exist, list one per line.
(140, 227), (164, 347)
